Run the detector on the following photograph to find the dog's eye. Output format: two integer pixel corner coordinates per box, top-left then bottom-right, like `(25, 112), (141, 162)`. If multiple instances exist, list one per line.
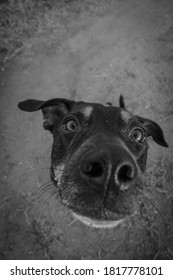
(130, 127), (146, 143)
(62, 119), (78, 132)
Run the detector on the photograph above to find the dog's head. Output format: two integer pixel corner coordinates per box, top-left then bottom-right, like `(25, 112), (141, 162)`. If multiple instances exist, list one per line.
(18, 96), (168, 228)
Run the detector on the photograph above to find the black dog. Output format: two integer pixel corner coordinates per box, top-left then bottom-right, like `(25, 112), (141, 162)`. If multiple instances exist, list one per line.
(18, 96), (168, 228)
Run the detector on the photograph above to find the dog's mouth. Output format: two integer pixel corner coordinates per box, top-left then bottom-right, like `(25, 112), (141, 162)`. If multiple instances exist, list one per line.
(72, 212), (126, 228)
(71, 208), (135, 228)
(60, 188), (137, 228)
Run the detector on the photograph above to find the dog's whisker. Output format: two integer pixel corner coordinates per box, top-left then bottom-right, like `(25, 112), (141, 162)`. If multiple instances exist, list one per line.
(33, 187), (58, 206)
(31, 182), (55, 201)
(39, 190), (58, 206)
(39, 180), (53, 187)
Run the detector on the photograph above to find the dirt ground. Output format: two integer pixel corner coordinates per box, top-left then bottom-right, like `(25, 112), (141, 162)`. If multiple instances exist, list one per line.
(0, 0), (173, 259)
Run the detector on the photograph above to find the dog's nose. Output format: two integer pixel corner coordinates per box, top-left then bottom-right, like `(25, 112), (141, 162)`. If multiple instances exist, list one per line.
(79, 144), (138, 192)
(114, 161), (136, 191)
(80, 159), (106, 185)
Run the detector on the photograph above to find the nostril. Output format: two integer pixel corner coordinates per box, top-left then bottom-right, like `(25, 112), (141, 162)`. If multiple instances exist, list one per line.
(81, 161), (104, 178)
(115, 163), (136, 186)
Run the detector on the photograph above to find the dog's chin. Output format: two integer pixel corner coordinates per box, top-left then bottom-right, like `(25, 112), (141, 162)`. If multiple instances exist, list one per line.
(72, 210), (128, 228)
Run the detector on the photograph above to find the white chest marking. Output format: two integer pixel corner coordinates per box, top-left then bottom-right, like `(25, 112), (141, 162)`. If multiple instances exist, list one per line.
(54, 163), (65, 185)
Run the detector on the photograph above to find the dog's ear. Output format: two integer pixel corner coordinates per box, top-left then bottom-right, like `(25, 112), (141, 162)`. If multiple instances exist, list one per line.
(18, 98), (75, 132)
(119, 95), (125, 109)
(136, 116), (168, 148)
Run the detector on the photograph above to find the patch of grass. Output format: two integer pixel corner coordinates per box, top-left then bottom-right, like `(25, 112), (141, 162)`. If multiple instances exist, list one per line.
(0, 0), (110, 63)
(138, 160), (173, 259)
(0, 0), (57, 62)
